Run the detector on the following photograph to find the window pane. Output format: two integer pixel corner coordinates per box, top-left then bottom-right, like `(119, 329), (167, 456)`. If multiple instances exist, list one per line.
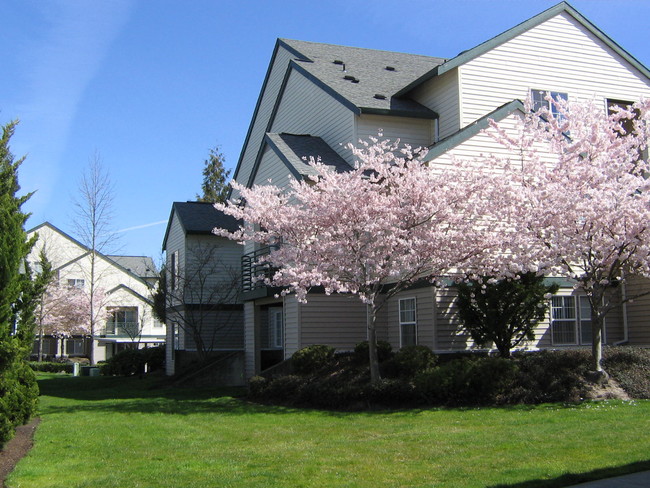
(401, 324), (417, 347)
(532, 90), (547, 112)
(552, 320), (576, 344)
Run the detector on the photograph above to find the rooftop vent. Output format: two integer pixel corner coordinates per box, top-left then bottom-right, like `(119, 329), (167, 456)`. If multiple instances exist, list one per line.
(385, 66), (396, 71)
(333, 60), (344, 65)
(374, 94), (387, 100)
(343, 75), (359, 83)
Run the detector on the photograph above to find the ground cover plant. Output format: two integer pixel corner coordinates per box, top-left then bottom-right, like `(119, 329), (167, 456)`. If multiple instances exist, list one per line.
(6, 373), (650, 488)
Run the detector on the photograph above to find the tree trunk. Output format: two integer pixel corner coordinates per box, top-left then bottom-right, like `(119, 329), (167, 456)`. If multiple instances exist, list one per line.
(37, 321), (44, 362)
(591, 314), (604, 372)
(366, 304), (381, 384)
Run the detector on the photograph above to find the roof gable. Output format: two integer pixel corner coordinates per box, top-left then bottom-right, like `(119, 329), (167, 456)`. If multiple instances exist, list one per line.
(162, 202), (242, 250)
(396, 2), (650, 97)
(424, 99), (525, 161)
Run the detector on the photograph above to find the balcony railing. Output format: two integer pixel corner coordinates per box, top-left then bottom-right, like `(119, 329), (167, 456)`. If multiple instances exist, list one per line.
(103, 322), (140, 337)
(241, 246), (278, 293)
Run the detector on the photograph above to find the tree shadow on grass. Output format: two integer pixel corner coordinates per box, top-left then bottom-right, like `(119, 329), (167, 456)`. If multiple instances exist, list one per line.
(488, 460), (650, 488)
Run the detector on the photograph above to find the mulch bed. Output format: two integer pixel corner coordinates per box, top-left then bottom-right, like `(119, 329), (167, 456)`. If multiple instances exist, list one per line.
(0, 418), (40, 487)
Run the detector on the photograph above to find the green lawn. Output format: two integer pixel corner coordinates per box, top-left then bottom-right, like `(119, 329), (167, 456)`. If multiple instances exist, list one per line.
(7, 374), (650, 488)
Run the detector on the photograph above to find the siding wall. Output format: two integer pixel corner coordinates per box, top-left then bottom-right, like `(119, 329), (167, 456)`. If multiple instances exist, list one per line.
(271, 69), (355, 166)
(411, 69), (460, 139)
(283, 295), (300, 358)
(244, 301), (258, 377)
(459, 13), (650, 128)
(182, 309), (244, 350)
(356, 114), (434, 150)
(380, 288), (436, 349)
(298, 294), (367, 351)
(621, 276), (650, 345)
(233, 45), (295, 197)
(252, 145), (294, 189)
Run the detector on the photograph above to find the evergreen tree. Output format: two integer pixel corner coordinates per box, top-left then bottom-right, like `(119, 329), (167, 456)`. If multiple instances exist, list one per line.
(196, 146), (230, 203)
(456, 273), (559, 358)
(0, 120), (40, 447)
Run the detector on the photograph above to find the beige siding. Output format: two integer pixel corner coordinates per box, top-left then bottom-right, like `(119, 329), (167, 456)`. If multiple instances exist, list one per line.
(233, 45), (295, 195)
(460, 13), (650, 128)
(411, 69), (460, 139)
(434, 287), (476, 352)
(271, 69), (356, 166)
(283, 295), (300, 358)
(381, 288), (436, 350)
(299, 294), (367, 350)
(356, 114), (434, 150)
(622, 276), (650, 346)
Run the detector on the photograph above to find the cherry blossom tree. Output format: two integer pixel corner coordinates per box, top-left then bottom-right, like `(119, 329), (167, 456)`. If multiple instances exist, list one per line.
(215, 138), (504, 383)
(488, 96), (650, 375)
(36, 283), (89, 360)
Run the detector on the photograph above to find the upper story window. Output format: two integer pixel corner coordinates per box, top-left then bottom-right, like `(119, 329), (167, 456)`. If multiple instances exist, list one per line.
(67, 278), (85, 289)
(170, 251), (179, 290)
(531, 89), (568, 119)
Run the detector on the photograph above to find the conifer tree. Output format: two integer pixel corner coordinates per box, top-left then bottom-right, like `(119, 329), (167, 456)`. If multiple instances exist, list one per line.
(197, 146), (230, 203)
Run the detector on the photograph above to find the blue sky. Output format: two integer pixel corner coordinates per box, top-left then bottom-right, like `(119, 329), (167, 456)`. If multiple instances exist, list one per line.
(3, 0), (649, 265)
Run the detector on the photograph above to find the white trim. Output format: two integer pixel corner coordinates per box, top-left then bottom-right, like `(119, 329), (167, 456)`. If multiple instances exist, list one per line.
(398, 297), (418, 347)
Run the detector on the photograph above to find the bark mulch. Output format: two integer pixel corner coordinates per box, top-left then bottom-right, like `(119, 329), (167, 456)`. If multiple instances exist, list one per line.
(0, 418), (40, 488)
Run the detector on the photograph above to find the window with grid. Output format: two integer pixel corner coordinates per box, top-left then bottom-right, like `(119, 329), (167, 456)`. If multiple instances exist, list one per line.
(399, 298), (417, 347)
(531, 89), (568, 119)
(106, 308), (138, 335)
(551, 295), (593, 346)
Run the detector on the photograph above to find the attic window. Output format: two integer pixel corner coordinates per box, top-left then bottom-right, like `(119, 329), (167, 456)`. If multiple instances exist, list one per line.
(343, 75), (359, 83)
(385, 66), (396, 71)
(374, 94), (387, 100)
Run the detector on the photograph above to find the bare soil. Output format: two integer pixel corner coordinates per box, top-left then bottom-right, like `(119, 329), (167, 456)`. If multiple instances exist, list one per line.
(0, 418), (40, 488)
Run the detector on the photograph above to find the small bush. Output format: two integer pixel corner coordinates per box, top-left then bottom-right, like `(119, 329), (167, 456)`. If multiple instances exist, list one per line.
(362, 378), (419, 407)
(384, 345), (437, 378)
(29, 361), (74, 373)
(603, 347), (650, 399)
(354, 340), (393, 364)
(248, 375), (268, 398)
(0, 359), (39, 447)
(101, 346), (165, 376)
(292, 345), (335, 375)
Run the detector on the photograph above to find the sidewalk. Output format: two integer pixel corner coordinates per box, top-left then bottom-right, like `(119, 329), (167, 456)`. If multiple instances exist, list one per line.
(566, 470), (650, 487)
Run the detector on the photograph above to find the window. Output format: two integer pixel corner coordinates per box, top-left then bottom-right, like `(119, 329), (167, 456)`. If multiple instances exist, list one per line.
(170, 251), (179, 290)
(399, 298), (417, 347)
(67, 278), (85, 289)
(268, 307), (283, 349)
(65, 338), (85, 355)
(551, 295), (592, 346)
(531, 89), (568, 119)
(106, 308), (138, 335)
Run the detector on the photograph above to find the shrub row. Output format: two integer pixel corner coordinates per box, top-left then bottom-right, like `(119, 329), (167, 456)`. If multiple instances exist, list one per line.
(29, 361), (75, 373)
(100, 346), (165, 376)
(251, 344), (650, 409)
(0, 358), (38, 448)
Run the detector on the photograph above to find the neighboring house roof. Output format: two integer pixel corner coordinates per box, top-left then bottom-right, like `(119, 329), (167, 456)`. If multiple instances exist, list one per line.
(280, 38), (442, 119)
(395, 1), (650, 97)
(27, 221), (155, 288)
(265, 133), (352, 180)
(106, 284), (154, 306)
(162, 202), (242, 250)
(107, 255), (158, 279)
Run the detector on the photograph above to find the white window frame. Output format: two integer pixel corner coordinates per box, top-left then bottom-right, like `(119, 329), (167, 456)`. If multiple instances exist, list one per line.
(106, 308), (138, 335)
(399, 297), (418, 347)
(551, 294), (594, 346)
(170, 251), (179, 291)
(531, 89), (568, 119)
(67, 278), (85, 289)
(268, 307), (283, 349)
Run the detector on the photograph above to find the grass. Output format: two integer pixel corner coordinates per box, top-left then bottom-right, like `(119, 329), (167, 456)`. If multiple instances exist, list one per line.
(6, 373), (650, 488)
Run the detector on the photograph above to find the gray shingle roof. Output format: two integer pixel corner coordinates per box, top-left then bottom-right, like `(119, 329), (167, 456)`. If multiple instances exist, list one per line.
(265, 133), (352, 179)
(173, 202), (242, 234)
(280, 39), (444, 119)
(107, 255), (158, 279)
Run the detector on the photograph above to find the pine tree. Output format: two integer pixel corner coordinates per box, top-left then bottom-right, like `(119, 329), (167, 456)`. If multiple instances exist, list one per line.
(0, 120), (39, 447)
(196, 146), (230, 203)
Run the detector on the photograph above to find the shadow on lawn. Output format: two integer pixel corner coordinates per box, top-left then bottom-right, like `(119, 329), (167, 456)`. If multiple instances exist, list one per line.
(37, 374), (597, 418)
(488, 460), (650, 488)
